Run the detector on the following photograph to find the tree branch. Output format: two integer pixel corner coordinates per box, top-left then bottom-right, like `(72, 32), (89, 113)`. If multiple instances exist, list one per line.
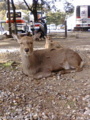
(23, 0), (32, 12)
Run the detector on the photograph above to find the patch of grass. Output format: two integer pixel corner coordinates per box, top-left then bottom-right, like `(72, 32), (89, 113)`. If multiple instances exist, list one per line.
(0, 61), (12, 67)
(0, 61), (18, 68)
(3, 62), (12, 67)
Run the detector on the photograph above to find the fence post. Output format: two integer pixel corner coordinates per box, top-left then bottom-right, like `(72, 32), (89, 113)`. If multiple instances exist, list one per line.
(65, 20), (67, 38)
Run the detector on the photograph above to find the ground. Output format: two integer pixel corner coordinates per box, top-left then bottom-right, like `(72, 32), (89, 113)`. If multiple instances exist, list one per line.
(0, 31), (90, 120)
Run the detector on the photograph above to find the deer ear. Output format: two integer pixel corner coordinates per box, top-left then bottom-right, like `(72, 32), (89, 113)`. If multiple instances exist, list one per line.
(12, 33), (20, 43)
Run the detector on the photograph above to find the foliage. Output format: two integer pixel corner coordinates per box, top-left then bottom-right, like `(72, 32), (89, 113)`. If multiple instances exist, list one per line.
(23, 0), (38, 21)
(0, 0), (74, 32)
(22, 0), (74, 22)
(46, 11), (66, 25)
(64, 0), (74, 13)
(15, 1), (28, 10)
(38, 0), (74, 13)
(0, 2), (6, 10)
(40, 0), (61, 11)
(0, 0), (74, 12)
(0, 10), (6, 20)
(22, 10), (30, 21)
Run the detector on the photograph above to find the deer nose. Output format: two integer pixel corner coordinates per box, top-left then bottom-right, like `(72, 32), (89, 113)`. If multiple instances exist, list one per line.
(25, 48), (29, 52)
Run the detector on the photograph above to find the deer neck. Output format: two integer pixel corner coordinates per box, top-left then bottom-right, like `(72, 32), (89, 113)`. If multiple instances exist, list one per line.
(21, 53), (35, 69)
(46, 38), (50, 44)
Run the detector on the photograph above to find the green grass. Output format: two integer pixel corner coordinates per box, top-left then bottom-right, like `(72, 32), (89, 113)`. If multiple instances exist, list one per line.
(2, 62), (12, 67)
(0, 61), (16, 67)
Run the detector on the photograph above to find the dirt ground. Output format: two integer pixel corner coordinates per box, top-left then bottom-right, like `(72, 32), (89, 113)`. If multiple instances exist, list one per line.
(0, 31), (90, 120)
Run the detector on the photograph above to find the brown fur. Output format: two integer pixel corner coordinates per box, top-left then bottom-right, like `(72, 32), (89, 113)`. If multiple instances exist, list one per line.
(32, 32), (41, 41)
(15, 35), (83, 79)
(45, 36), (63, 49)
(12, 32), (32, 40)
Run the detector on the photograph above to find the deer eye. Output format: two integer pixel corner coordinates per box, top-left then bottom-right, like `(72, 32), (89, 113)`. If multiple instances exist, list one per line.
(28, 42), (32, 44)
(19, 42), (23, 45)
(30, 42), (33, 44)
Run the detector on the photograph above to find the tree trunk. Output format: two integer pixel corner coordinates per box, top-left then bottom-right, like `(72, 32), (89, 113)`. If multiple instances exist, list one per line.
(7, 0), (12, 37)
(32, 10), (38, 22)
(33, 0), (38, 22)
(23, 0), (38, 22)
(11, 0), (17, 34)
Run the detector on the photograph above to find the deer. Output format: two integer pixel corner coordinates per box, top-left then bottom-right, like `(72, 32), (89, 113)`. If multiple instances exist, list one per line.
(32, 32), (41, 41)
(13, 34), (84, 79)
(45, 36), (63, 49)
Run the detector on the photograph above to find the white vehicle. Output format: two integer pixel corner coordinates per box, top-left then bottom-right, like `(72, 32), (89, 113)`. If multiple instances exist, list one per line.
(47, 24), (50, 30)
(67, 16), (75, 31)
(49, 24), (56, 30)
(6, 10), (28, 33)
(0, 26), (9, 35)
(74, 5), (90, 30)
(67, 5), (90, 31)
(57, 24), (65, 30)
(0, 26), (4, 35)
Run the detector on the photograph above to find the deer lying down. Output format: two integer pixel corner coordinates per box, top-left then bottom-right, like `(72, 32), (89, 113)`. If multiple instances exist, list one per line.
(15, 35), (84, 79)
(45, 36), (63, 49)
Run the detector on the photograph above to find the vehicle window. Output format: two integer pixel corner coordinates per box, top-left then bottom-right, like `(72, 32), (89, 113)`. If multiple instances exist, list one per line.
(88, 6), (90, 18)
(76, 6), (80, 18)
(7, 12), (21, 18)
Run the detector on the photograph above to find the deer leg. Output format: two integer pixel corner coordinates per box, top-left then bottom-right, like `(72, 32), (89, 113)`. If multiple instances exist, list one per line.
(33, 72), (51, 79)
(60, 69), (76, 74)
(61, 66), (83, 74)
(70, 62), (84, 72)
(75, 66), (83, 72)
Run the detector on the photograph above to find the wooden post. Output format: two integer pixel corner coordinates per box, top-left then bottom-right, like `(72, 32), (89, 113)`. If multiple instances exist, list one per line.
(65, 20), (67, 38)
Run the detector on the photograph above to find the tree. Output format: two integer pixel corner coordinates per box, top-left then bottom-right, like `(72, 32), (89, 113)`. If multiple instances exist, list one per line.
(0, 0), (74, 36)
(6, 0), (18, 36)
(47, 11), (66, 25)
(11, 0), (17, 34)
(64, 1), (74, 13)
(7, 0), (12, 37)
(23, 0), (62, 22)
(23, 0), (74, 22)
(0, 2), (6, 10)
(23, 0), (39, 22)
(15, 1), (27, 10)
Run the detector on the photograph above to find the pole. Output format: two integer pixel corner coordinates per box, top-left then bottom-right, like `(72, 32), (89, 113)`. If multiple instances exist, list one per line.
(7, 0), (12, 37)
(65, 20), (67, 38)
